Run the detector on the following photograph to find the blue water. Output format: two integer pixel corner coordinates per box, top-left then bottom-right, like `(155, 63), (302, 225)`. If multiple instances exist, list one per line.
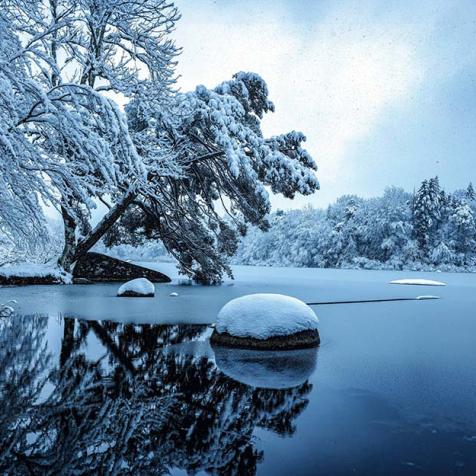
(0, 265), (475, 474)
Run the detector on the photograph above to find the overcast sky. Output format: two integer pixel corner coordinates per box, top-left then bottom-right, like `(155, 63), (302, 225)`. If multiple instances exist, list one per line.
(173, 0), (476, 209)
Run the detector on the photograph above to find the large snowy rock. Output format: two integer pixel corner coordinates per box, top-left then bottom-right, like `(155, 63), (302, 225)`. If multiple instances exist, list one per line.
(214, 346), (317, 389)
(211, 293), (320, 350)
(117, 278), (155, 297)
(73, 252), (171, 283)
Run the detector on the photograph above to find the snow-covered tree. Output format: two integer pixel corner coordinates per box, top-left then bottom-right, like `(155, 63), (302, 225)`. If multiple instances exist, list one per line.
(431, 241), (455, 265)
(105, 72), (319, 282)
(466, 182), (475, 201)
(0, 1), (181, 269)
(233, 180), (475, 272)
(355, 187), (413, 265)
(449, 201), (475, 258)
(324, 196), (362, 266)
(412, 178), (441, 257)
(1, 4), (319, 282)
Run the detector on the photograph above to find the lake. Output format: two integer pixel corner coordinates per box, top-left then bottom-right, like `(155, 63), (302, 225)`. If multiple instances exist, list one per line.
(0, 265), (475, 475)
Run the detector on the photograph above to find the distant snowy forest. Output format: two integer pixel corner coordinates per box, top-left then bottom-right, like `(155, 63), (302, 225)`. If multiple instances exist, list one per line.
(233, 179), (476, 272)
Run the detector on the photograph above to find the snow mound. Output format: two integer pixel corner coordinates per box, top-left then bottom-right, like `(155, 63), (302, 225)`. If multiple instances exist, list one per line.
(0, 263), (71, 284)
(216, 293), (319, 340)
(214, 346), (317, 389)
(117, 278), (155, 297)
(390, 278), (446, 286)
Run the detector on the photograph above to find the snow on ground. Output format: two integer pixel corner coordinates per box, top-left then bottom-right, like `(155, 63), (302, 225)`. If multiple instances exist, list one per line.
(215, 293), (319, 340)
(390, 278), (446, 286)
(117, 278), (155, 297)
(0, 263), (70, 282)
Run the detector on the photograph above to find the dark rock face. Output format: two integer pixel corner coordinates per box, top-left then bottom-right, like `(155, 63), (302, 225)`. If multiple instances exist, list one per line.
(0, 274), (65, 286)
(118, 290), (155, 298)
(210, 329), (320, 350)
(73, 252), (171, 283)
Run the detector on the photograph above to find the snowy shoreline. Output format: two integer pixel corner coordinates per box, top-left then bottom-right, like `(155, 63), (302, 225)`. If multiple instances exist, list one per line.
(1, 257), (474, 288)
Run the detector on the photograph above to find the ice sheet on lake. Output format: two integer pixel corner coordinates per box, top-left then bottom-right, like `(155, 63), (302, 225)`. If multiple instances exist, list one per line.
(0, 264), (465, 325)
(390, 278), (446, 286)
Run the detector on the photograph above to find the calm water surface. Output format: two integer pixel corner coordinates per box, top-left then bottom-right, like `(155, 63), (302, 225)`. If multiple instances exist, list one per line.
(0, 265), (475, 475)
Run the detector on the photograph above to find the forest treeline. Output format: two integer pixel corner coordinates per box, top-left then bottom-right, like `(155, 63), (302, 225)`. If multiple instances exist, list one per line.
(233, 178), (476, 272)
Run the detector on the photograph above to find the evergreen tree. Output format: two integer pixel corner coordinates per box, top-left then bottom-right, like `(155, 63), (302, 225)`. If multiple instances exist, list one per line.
(467, 182), (475, 201)
(412, 178), (441, 257)
(449, 202), (475, 258)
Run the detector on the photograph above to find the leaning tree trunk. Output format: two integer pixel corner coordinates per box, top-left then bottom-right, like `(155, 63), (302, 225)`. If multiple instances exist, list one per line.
(58, 151), (223, 273)
(58, 187), (139, 273)
(58, 206), (78, 273)
(72, 188), (138, 263)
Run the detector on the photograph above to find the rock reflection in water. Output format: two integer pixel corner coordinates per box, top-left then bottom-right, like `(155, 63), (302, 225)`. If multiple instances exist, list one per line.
(0, 315), (314, 475)
(213, 346), (317, 389)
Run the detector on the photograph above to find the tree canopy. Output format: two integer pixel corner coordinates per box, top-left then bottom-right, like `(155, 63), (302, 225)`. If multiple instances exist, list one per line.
(0, 1), (319, 282)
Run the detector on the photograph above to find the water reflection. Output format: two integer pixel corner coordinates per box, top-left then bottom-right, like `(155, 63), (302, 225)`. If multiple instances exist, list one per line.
(0, 315), (313, 475)
(213, 346), (317, 389)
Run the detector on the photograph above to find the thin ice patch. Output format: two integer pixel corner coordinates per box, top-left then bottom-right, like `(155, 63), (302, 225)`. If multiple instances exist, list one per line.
(390, 279), (446, 286)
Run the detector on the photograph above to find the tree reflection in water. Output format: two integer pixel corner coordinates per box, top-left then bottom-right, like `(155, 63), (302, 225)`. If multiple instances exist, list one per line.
(0, 315), (314, 475)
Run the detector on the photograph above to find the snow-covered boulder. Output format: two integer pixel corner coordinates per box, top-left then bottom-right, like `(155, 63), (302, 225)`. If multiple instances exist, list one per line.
(214, 347), (317, 389)
(390, 278), (446, 286)
(211, 293), (320, 350)
(117, 278), (155, 297)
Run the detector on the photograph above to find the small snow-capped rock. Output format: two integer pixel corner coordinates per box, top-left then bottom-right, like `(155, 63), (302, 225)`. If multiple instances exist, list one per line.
(117, 278), (155, 297)
(215, 293), (319, 340)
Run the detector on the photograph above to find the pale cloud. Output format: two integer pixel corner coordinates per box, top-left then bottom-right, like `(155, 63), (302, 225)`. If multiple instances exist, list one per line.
(173, 1), (427, 208)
